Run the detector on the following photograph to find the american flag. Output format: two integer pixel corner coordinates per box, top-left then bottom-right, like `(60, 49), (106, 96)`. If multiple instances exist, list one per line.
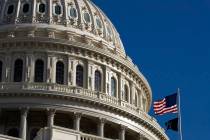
(153, 93), (178, 115)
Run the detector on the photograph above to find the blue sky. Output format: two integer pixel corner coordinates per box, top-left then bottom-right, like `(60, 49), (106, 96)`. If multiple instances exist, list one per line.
(94, 0), (210, 140)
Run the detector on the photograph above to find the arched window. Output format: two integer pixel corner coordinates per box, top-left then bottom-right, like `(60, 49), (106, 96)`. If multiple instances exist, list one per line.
(30, 128), (40, 140)
(34, 59), (44, 82)
(0, 61), (2, 82)
(76, 65), (84, 87)
(69, 7), (77, 18)
(135, 92), (138, 107)
(14, 59), (23, 82)
(111, 77), (116, 97)
(7, 128), (19, 137)
(95, 70), (101, 91)
(83, 12), (91, 23)
(54, 4), (62, 15)
(56, 61), (64, 84)
(96, 17), (102, 29)
(7, 5), (14, 15)
(38, 3), (46, 13)
(22, 3), (30, 13)
(124, 85), (129, 102)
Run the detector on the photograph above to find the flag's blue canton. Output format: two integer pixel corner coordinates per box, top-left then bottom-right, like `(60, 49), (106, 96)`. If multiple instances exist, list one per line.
(166, 93), (177, 107)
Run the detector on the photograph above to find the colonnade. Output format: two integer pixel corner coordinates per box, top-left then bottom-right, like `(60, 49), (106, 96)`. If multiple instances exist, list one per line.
(9, 108), (127, 140)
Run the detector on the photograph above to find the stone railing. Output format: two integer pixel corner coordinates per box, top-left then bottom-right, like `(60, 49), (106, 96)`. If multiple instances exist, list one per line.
(0, 82), (166, 138)
(81, 133), (118, 140)
(0, 134), (22, 140)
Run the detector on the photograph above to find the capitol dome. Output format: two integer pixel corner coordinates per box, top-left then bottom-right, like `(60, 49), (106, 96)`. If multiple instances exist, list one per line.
(0, 0), (125, 56)
(0, 0), (168, 140)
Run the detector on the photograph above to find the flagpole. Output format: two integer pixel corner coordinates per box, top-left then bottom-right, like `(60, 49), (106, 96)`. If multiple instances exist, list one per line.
(177, 88), (183, 140)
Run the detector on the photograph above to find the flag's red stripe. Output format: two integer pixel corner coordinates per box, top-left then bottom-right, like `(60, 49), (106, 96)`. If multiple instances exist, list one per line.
(154, 98), (166, 105)
(154, 105), (177, 114)
(155, 105), (178, 115)
(156, 108), (178, 115)
(153, 102), (166, 108)
(154, 104), (166, 111)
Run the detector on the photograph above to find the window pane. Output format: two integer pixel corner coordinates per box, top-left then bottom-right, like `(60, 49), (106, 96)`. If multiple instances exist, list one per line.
(7, 5), (14, 15)
(23, 3), (30, 13)
(39, 3), (45, 13)
(95, 70), (101, 91)
(76, 65), (84, 87)
(56, 61), (64, 84)
(14, 59), (23, 82)
(124, 85), (129, 102)
(0, 61), (2, 82)
(70, 7), (77, 18)
(84, 12), (91, 23)
(55, 5), (61, 15)
(96, 18), (102, 29)
(35, 60), (44, 82)
(111, 77), (116, 97)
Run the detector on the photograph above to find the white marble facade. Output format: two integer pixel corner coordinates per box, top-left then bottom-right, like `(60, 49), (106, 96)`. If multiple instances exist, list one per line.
(0, 0), (168, 140)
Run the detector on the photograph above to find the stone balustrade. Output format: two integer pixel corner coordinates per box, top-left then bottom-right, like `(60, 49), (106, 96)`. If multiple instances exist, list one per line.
(0, 134), (22, 140)
(0, 82), (165, 137)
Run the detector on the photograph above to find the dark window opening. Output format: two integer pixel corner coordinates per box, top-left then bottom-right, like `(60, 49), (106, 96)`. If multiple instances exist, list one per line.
(14, 59), (23, 82)
(56, 61), (64, 84)
(23, 3), (30, 13)
(7, 5), (14, 15)
(38, 3), (46, 13)
(95, 70), (101, 92)
(76, 65), (84, 87)
(55, 5), (61, 15)
(34, 59), (44, 82)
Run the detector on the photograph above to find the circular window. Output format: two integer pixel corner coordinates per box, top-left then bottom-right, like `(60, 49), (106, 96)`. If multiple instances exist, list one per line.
(83, 12), (91, 23)
(54, 4), (62, 15)
(96, 17), (102, 29)
(69, 7), (77, 18)
(38, 3), (46, 13)
(22, 3), (30, 13)
(7, 5), (14, 15)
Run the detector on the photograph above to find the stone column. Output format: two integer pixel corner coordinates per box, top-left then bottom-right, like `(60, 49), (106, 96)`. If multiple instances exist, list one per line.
(73, 113), (82, 131)
(47, 109), (56, 128)
(19, 108), (28, 140)
(97, 118), (105, 137)
(48, 0), (52, 23)
(119, 125), (126, 140)
(15, 0), (21, 23)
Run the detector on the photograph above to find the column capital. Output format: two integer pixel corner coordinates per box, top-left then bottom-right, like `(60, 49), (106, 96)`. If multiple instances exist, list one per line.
(120, 125), (127, 131)
(74, 112), (82, 119)
(47, 109), (56, 116)
(98, 118), (106, 124)
(20, 107), (29, 116)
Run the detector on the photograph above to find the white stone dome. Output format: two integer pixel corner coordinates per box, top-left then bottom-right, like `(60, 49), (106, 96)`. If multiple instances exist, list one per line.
(0, 0), (126, 56)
